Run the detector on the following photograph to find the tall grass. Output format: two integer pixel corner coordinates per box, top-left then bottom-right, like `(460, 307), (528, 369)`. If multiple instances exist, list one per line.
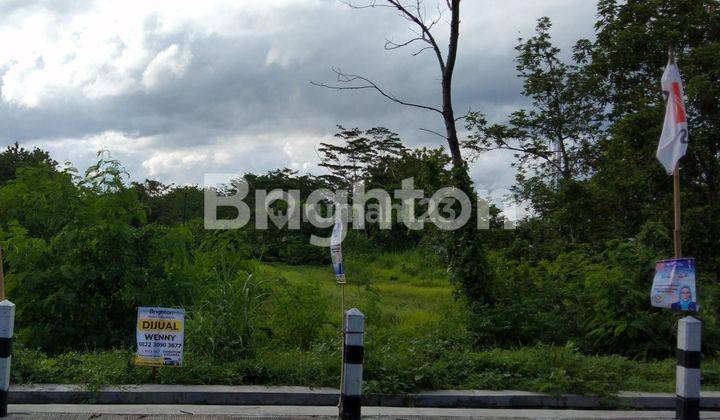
(11, 248), (713, 396)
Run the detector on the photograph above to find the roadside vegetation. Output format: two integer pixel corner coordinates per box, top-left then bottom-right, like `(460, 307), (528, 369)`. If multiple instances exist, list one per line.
(11, 250), (720, 396)
(1, 0), (719, 397)
(1, 150), (720, 395)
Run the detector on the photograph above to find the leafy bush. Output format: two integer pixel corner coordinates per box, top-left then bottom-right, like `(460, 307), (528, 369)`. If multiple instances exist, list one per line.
(0, 159), (193, 353)
(471, 239), (720, 357)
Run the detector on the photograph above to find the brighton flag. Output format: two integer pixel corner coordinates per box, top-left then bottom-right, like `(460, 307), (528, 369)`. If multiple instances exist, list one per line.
(656, 57), (689, 174)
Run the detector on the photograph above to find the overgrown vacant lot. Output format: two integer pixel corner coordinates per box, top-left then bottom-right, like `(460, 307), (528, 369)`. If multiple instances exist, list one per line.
(11, 250), (720, 395)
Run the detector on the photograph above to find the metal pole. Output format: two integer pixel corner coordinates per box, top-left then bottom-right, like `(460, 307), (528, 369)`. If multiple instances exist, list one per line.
(339, 308), (364, 420)
(339, 283), (345, 400)
(677, 316), (701, 420)
(667, 46), (682, 259)
(0, 247), (5, 300)
(674, 164), (682, 258)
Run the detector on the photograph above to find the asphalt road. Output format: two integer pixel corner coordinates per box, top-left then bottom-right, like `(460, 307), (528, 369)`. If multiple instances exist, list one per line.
(7, 405), (720, 419)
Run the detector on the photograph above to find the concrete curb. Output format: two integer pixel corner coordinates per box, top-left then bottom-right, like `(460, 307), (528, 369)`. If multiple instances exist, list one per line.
(6, 385), (720, 410)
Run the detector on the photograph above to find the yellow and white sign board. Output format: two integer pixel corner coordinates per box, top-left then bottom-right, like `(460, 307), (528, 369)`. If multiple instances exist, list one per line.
(135, 307), (185, 367)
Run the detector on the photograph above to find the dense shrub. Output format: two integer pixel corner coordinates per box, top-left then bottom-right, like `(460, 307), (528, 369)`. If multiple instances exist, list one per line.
(0, 162), (194, 353)
(470, 239), (720, 358)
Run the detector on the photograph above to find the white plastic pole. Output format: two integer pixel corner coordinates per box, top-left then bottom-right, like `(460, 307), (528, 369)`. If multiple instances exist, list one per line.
(339, 308), (364, 420)
(676, 316), (701, 420)
(0, 300), (15, 417)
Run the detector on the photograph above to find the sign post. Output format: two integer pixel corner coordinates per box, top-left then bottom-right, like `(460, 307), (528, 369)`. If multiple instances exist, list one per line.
(673, 163), (682, 258)
(654, 46), (700, 420)
(330, 203), (351, 415)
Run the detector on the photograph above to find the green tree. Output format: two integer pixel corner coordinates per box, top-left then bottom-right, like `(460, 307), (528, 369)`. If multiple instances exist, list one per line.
(0, 155), (193, 352)
(241, 168), (330, 264)
(318, 126), (407, 189)
(464, 17), (602, 214)
(0, 142), (57, 185)
(133, 180), (204, 226)
(462, 0), (720, 355)
(586, 0), (720, 274)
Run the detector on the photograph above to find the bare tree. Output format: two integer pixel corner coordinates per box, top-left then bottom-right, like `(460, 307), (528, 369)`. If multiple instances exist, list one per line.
(312, 0), (465, 170)
(314, 0), (494, 307)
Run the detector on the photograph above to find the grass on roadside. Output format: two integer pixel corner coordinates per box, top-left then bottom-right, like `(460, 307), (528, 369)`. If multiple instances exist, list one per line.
(11, 249), (716, 396)
(11, 343), (714, 396)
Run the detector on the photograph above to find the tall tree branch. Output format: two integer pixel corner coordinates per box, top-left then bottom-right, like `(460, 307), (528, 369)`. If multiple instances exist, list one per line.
(386, 0), (446, 73)
(315, 0), (465, 169)
(311, 68), (442, 114)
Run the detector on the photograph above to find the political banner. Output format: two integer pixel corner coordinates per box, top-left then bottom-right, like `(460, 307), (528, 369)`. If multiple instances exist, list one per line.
(330, 204), (345, 284)
(135, 307), (185, 367)
(656, 58), (689, 174)
(650, 258), (697, 311)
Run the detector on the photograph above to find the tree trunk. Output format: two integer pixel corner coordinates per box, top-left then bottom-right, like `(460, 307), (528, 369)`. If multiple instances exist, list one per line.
(556, 135), (572, 179)
(444, 0), (463, 170)
(444, 103), (462, 168)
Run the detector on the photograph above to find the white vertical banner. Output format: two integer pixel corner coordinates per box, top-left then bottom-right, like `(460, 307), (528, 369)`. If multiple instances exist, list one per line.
(657, 58), (689, 174)
(330, 203), (346, 284)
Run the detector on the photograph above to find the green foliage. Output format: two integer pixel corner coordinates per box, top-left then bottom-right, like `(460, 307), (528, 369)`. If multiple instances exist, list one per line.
(464, 1), (720, 339)
(186, 270), (269, 359)
(0, 156), (193, 353)
(239, 168), (330, 264)
(464, 16), (601, 204)
(363, 147), (454, 250)
(270, 279), (328, 349)
(0, 167), (78, 239)
(318, 126), (408, 189)
(133, 180), (204, 226)
(473, 239), (720, 357)
(442, 166), (494, 306)
(14, 342), (720, 397)
(2, 239), (705, 396)
(0, 142), (57, 186)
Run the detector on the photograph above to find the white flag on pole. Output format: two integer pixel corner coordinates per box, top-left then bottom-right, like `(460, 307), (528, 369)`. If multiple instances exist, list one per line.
(330, 203), (345, 284)
(656, 58), (689, 174)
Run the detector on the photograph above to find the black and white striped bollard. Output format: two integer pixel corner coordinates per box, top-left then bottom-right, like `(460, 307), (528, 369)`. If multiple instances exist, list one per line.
(340, 308), (364, 420)
(0, 300), (14, 417)
(677, 316), (701, 420)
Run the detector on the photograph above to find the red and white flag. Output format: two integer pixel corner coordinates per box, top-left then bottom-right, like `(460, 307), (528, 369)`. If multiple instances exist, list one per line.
(656, 58), (689, 174)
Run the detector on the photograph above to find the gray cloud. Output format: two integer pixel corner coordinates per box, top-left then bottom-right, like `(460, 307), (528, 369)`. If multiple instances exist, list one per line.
(0, 0), (598, 189)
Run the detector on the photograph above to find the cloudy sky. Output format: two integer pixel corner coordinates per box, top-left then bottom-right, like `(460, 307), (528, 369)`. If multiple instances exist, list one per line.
(0, 0), (598, 191)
